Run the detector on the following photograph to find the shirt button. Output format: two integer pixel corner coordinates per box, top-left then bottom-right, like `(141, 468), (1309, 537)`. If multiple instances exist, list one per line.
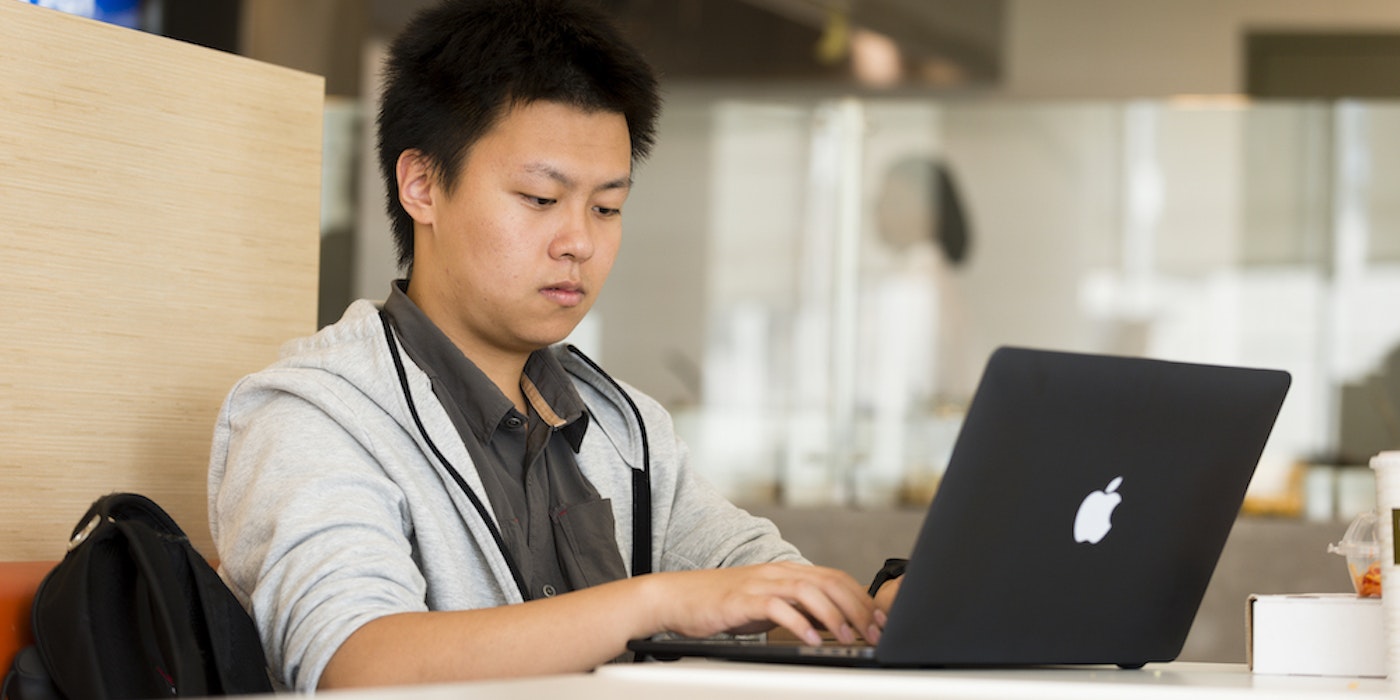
(542, 584), (557, 598)
(504, 416), (525, 429)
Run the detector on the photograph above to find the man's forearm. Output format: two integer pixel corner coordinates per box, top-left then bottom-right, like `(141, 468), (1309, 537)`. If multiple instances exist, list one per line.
(319, 573), (662, 689)
(317, 562), (881, 690)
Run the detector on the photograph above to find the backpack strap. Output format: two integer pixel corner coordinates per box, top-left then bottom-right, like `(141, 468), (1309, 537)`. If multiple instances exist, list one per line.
(117, 517), (210, 697)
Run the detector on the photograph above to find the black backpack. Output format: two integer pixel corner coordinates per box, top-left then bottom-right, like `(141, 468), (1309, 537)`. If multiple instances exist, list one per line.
(2, 493), (273, 699)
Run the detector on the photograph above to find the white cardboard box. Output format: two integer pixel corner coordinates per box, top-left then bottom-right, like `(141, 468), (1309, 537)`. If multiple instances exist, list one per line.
(1247, 593), (1385, 678)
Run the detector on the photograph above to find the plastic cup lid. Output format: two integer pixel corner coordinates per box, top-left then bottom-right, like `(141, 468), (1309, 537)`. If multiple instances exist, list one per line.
(1327, 509), (1380, 557)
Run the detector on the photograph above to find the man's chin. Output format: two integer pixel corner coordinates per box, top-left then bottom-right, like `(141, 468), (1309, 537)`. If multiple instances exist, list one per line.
(520, 324), (585, 351)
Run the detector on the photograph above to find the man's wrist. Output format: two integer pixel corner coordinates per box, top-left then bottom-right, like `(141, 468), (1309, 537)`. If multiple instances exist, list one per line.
(630, 570), (670, 639)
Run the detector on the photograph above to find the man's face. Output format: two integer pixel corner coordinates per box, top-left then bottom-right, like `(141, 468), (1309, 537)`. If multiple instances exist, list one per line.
(404, 100), (632, 363)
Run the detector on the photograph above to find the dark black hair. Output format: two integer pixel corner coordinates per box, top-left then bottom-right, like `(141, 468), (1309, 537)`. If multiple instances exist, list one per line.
(377, 0), (662, 270)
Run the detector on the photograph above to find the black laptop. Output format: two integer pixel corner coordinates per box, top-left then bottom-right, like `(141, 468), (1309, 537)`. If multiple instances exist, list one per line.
(629, 346), (1291, 669)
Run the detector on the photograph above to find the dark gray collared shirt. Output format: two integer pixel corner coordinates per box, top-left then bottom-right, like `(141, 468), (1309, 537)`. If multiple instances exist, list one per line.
(383, 282), (627, 600)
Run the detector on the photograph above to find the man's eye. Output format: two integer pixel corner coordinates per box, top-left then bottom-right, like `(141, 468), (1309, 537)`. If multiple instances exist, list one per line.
(524, 195), (556, 206)
(595, 206), (621, 217)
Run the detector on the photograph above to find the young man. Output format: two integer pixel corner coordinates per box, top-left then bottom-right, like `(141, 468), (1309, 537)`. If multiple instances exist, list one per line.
(208, 0), (896, 691)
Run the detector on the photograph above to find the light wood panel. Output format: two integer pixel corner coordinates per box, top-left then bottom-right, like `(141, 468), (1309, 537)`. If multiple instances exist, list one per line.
(0, 2), (324, 560)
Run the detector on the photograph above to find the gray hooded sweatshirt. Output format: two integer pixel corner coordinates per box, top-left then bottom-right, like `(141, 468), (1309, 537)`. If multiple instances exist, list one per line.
(208, 300), (804, 691)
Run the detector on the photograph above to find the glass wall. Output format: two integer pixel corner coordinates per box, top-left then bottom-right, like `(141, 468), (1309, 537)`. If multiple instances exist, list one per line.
(599, 96), (1400, 512)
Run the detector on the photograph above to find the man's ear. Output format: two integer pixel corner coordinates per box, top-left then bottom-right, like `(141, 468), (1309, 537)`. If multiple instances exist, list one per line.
(396, 149), (436, 225)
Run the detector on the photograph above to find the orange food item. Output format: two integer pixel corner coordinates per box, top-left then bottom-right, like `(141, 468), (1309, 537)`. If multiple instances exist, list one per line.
(1355, 562), (1383, 598)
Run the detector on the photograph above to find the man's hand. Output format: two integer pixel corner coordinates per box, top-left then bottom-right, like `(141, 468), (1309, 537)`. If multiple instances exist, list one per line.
(643, 562), (884, 646)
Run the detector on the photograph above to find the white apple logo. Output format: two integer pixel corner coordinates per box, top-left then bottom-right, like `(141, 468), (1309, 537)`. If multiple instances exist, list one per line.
(1074, 476), (1124, 544)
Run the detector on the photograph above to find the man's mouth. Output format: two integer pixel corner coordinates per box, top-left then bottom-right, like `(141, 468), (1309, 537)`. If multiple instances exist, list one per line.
(540, 282), (585, 307)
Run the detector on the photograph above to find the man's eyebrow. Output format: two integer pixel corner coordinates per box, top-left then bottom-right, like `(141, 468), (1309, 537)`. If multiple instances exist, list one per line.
(523, 163), (632, 192)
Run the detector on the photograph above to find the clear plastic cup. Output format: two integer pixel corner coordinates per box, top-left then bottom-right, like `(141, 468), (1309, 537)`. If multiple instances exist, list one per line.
(1329, 509), (1382, 598)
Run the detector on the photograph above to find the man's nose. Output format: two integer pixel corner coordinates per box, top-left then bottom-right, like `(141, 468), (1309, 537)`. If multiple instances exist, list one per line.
(549, 207), (596, 261)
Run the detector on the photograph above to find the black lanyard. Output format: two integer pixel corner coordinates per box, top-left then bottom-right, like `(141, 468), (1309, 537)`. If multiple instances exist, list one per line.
(564, 345), (653, 578)
(378, 311), (652, 602)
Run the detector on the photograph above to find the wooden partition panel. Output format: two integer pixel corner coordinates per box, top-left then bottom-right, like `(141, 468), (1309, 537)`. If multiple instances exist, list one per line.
(0, 2), (323, 560)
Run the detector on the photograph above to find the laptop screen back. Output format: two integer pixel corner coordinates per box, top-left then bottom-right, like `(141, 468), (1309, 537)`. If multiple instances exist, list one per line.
(876, 347), (1290, 668)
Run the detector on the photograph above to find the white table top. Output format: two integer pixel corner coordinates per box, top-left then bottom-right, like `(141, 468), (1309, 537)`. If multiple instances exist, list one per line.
(315, 660), (1396, 699)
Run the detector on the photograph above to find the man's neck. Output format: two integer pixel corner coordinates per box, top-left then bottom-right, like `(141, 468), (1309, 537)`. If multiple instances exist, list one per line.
(404, 280), (531, 414)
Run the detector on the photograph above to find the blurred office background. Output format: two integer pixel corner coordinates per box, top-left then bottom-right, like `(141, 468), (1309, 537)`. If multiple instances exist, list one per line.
(29, 0), (1400, 660)
(260, 0), (1399, 518)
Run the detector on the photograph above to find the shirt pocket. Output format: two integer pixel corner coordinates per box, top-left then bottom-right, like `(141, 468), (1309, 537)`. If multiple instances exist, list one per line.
(551, 498), (628, 589)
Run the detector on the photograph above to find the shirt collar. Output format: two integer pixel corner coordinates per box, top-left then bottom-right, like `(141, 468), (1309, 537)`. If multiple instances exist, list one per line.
(523, 350), (589, 452)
